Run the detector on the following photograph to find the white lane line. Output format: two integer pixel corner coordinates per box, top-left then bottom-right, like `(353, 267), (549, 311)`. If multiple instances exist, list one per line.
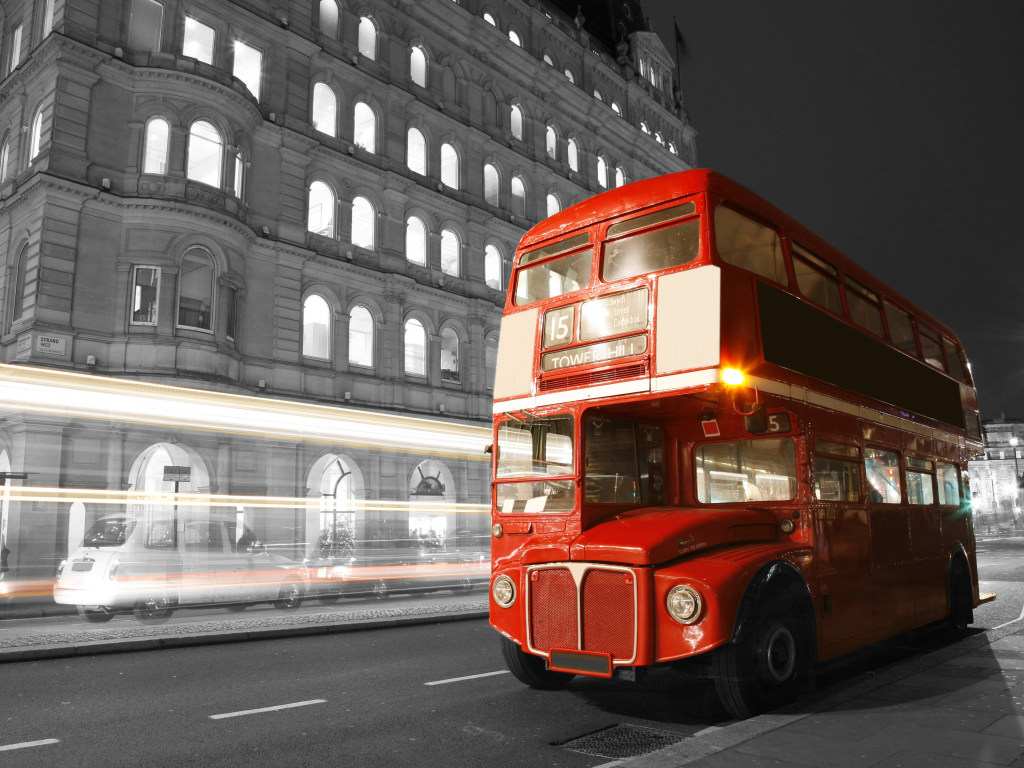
(0, 739), (59, 751)
(209, 699), (326, 719)
(424, 671), (510, 686)
(992, 600), (1024, 631)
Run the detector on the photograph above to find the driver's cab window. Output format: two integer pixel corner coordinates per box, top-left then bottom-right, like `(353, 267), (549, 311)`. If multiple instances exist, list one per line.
(695, 437), (796, 503)
(183, 521), (224, 552)
(584, 415), (663, 504)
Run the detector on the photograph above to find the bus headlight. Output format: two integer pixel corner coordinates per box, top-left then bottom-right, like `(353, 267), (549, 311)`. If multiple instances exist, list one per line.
(666, 585), (702, 624)
(492, 575), (516, 608)
(56, 560), (67, 579)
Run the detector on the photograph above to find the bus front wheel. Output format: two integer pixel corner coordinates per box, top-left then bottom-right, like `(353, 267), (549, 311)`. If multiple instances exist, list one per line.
(500, 636), (575, 690)
(712, 602), (803, 719)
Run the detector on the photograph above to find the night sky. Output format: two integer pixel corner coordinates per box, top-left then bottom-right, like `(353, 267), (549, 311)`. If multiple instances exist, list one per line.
(645, 1), (1023, 422)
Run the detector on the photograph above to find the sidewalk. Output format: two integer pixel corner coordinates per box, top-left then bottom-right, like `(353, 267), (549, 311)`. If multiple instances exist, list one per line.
(625, 621), (1024, 768)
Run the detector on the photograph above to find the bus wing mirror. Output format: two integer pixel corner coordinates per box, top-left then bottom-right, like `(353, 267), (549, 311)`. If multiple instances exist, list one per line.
(743, 402), (769, 434)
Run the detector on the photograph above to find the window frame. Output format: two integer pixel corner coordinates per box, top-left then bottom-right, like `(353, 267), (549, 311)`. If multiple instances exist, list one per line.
(713, 203), (788, 287)
(440, 228), (460, 277)
(311, 82), (338, 137)
(357, 16), (377, 60)
(142, 116), (170, 175)
(348, 304), (375, 368)
(484, 243), (503, 291)
(129, 264), (162, 327)
(791, 241), (843, 316)
(864, 446), (902, 504)
(693, 435), (799, 506)
(440, 142), (459, 190)
(182, 15), (216, 65)
(905, 455), (936, 506)
(405, 215), (427, 266)
(352, 101), (377, 154)
(232, 39), (264, 101)
(307, 180), (336, 238)
(440, 326), (460, 383)
(350, 195), (376, 249)
(403, 317), (427, 377)
(409, 45), (427, 88)
(302, 293), (333, 361)
(406, 126), (426, 175)
(175, 248), (216, 333)
(127, 0), (163, 53)
(186, 119), (223, 188)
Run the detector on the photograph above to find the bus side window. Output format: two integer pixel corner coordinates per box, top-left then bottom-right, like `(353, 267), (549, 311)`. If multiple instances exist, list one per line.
(845, 277), (884, 337)
(602, 219), (699, 283)
(864, 447), (901, 503)
(918, 324), (946, 371)
(936, 462), (960, 505)
(884, 301), (918, 357)
(905, 457), (936, 505)
(813, 439), (861, 502)
(792, 243), (842, 315)
(713, 204), (788, 286)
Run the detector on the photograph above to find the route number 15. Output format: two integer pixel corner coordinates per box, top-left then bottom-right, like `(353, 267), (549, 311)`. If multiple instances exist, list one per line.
(544, 306), (575, 349)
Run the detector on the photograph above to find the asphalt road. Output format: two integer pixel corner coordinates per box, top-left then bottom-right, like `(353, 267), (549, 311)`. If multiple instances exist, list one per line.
(0, 538), (1021, 766)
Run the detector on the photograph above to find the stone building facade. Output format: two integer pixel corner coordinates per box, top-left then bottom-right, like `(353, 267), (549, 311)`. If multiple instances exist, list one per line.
(0, 0), (694, 580)
(969, 417), (1024, 533)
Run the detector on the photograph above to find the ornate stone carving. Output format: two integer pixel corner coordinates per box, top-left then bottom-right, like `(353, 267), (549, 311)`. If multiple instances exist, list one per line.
(185, 183), (225, 209)
(308, 233), (340, 258)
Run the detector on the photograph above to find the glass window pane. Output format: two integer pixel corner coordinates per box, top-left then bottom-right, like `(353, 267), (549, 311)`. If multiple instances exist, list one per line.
(225, 285), (237, 340)
(814, 457), (861, 501)
(177, 250), (214, 330)
(714, 205), (787, 285)
(936, 463), (960, 505)
(607, 203), (695, 239)
(407, 128), (426, 174)
(564, 68), (574, 84)
(312, 83), (337, 136)
(568, 139), (579, 171)
(353, 103), (376, 153)
(349, 305), (374, 367)
(943, 339), (967, 382)
(546, 194), (559, 218)
(441, 328), (459, 382)
(483, 12), (496, 26)
(516, 250), (591, 305)
(183, 17), (215, 64)
(143, 118), (169, 174)
(233, 40), (262, 100)
(0, 141), (10, 184)
(404, 319), (425, 375)
(596, 157), (607, 188)
(845, 278), (884, 336)
(29, 110), (43, 160)
(410, 46), (427, 87)
(602, 219), (700, 282)
(545, 126), (556, 158)
(303, 295), (331, 359)
(695, 438), (797, 503)
(128, 0), (163, 52)
(440, 144), (458, 189)
(919, 324), (945, 370)
(131, 267), (160, 324)
(510, 105), (523, 140)
(865, 447), (901, 503)
(615, 168), (625, 188)
(319, 0), (339, 38)
(511, 177), (526, 217)
(233, 150), (243, 198)
(509, 29), (521, 46)
(351, 196), (374, 248)
(485, 336), (498, 390)
(308, 181), (335, 237)
(907, 470), (934, 505)
(406, 217), (426, 265)
(358, 18), (376, 59)
(584, 416), (664, 504)
(884, 301), (918, 355)
(485, 245), (502, 290)
(483, 164), (499, 205)
(187, 120), (222, 187)
(440, 229), (459, 276)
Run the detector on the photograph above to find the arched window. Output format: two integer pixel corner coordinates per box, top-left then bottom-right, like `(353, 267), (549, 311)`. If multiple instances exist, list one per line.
(567, 138), (579, 172)
(143, 117), (169, 174)
(357, 17), (376, 60)
(669, 141), (678, 156)
(12, 244), (28, 320)
(594, 89), (603, 102)
(563, 68), (574, 84)
(543, 53), (554, 67)
(484, 244), (502, 291)
(440, 327), (459, 382)
(0, 138), (10, 184)
(302, 294), (331, 360)
(348, 305), (374, 367)
(483, 90), (497, 125)
(29, 109), (43, 160)
(483, 12), (496, 26)
(312, 83), (337, 137)
(233, 149), (244, 198)
(440, 143), (459, 189)
(404, 318), (426, 375)
(353, 102), (376, 153)
(440, 228), (459, 276)
(319, 0), (340, 38)
(511, 176), (526, 217)
(308, 180), (335, 237)
(545, 125), (556, 159)
(508, 29), (521, 47)
(611, 101), (621, 116)
(405, 216), (426, 265)
(655, 131), (665, 146)
(596, 156), (608, 188)
(187, 120), (222, 188)
(483, 163), (499, 206)
(177, 248), (215, 331)
(351, 196), (375, 249)
(640, 121), (650, 135)
(485, 334), (498, 391)
(615, 167), (625, 188)
(407, 127), (426, 175)
(442, 66), (457, 103)
(410, 46), (426, 87)
(546, 193), (559, 218)
(510, 104), (524, 140)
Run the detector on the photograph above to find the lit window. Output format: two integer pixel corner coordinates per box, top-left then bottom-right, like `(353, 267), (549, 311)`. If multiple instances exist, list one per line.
(669, 142), (678, 155)
(593, 89), (603, 102)
(483, 163), (499, 206)
(308, 181), (335, 237)
(353, 102), (376, 153)
(564, 68), (574, 84)
(186, 120), (222, 187)
(183, 17), (215, 64)
(358, 17), (376, 60)
(303, 295), (331, 360)
(43, 0), (56, 34)
(440, 143), (459, 189)
(225, 285), (237, 341)
(441, 328), (459, 382)
(640, 121), (650, 135)
(483, 12), (496, 26)
(406, 216), (426, 265)
(28, 108), (44, 160)
(143, 117), (169, 174)
(128, 0), (161, 52)
(410, 46), (427, 87)
(511, 176), (526, 217)
(233, 149), (244, 198)
(404, 318), (426, 375)
(130, 266), (160, 325)
(543, 53), (554, 67)
(351, 196), (375, 249)
(484, 244), (502, 290)
(440, 228), (460, 276)
(545, 125), (556, 159)
(611, 101), (621, 116)
(407, 127), (426, 175)
(655, 131), (665, 146)
(546, 193), (559, 218)
(596, 156), (607, 188)
(349, 305), (374, 367)
(312, 83), (337, 137)
(510, 104), (524, 140)
(567, 138), (579, 172)
(319, 0), (340, 38)
(9, 25), (23, 73)
(509, 29), (521, 47)
(177, 248), (214, 331)
(0, 140), (10, 183)
(233, 40), (262, 100)
(615, 167), (625, 188)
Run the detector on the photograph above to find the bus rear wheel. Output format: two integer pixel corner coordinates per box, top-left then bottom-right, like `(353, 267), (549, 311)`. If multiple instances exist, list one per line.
(712, 603), (803, 719)
(500, 636), (575, 690)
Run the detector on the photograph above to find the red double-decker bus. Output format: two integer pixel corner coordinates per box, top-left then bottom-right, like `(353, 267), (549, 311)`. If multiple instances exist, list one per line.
(487, 169), (990, 717)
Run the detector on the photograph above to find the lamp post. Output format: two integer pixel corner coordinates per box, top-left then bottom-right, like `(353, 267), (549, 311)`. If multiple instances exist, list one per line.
(1011, 437), (1022, 530)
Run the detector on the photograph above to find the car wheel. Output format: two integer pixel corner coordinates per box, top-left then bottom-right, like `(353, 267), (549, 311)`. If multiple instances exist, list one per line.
(274, 582), (303, 610)
(77, 605), (115, 623)
(371, 579), (389, 600)
(500, 636), (575, 690)
(133, 595), (174, 624)
(317, 594), (341, 605)
(949, 561), (974, 634)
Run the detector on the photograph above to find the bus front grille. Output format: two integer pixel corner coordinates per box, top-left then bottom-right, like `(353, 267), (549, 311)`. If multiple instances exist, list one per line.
(582, 569), (635, 660)
(529, 568), (577, 653)
(538, 363), (647, 393)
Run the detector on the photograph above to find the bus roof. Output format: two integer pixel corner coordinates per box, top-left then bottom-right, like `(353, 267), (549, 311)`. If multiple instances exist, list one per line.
(518, 169), (959, 343)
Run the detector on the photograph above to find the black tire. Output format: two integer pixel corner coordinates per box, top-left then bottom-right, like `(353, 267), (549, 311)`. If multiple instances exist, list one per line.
(77, 605), (115, 623)
(500, 636), (575, 690)
(317, 594), (341, 605)
(712, 600), (805, 719)
(274, 582), (304, 610)
(949, 561), (974, 633)
(133, 595), (174, 624)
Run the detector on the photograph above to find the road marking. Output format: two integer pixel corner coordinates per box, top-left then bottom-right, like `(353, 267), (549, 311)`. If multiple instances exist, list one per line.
(424, 671), (510, 686)
(0, 739), (59, 751)
(992, 601), (1024, 631)
(209, 699), (326, 719)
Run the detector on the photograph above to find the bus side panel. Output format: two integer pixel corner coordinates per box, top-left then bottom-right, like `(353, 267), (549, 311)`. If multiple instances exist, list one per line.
(717, 268), (762, 374)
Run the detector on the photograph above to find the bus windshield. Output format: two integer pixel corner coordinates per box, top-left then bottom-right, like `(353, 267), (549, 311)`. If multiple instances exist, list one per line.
(495, 415), (575, 514)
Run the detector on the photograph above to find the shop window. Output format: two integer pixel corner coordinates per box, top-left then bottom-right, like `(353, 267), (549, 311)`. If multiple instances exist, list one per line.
(410, 46), (426, 87)
(128, 0), (163, 52)
(130, 266), (160, 325)
(484, 244), (502, 290)
(404, 318), (426, 375)
(407, 127), (426, 175)
(232, 40), (262, 100)
(177, 249), (214, 331)
(351, 196), (375, 248)
(186, 120), (222, 187)
(865, 447), (901, 503)
(792, 242), (841, 314)
(142, 117), (169, 174)
(348, 305), (374, 367)
(440, 228), (460, 276)
(405, 216), (426, 265)
(714, 205), (787, 286)
(440, 143), (459, 189)
(312, 83), (337, 137)
(440, 327), (459, 382)
(302, 294), (331, 360)
(307, 180), (335, 237)
(844, 276), (884, 337)
(358, 17), (376, 60)
(183, 17), (215, 64)
(353, 102), (376, 153)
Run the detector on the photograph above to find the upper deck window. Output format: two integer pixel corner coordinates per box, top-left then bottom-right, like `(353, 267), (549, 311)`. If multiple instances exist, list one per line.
(584, 415), (664, 505)
(695, 437), (796, 503)
(521, 232), (590, 266)
(918, 324), (945, 370)
(515, 249), (592, 305)
(792, 243), (841, 314)
(844, 276), (884, 337)
(606, 202), (695, 239)
(602, 219), (699, 283)
(714, 205), (788, 286)
(884, 301), (918, 356)
(943, 339), (968, 382)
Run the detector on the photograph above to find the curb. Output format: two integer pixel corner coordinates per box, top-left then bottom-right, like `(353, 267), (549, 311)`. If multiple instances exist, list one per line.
(0, 609), (490, 664)
(627, 618), (1024, 767)
(0, 606), (78, 621)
